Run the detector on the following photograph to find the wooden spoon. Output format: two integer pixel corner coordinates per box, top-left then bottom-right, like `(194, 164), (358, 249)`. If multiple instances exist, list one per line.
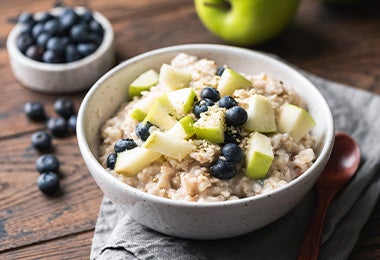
(298, 132), (361, 260)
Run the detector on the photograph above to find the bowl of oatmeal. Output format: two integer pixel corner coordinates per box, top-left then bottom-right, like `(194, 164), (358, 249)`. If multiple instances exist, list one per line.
(77, 44), (334, 239)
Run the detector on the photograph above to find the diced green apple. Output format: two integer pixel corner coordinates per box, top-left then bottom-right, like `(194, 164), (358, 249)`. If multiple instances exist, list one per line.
(143, 95), (177, 130)
(217, 68), (252, 96)
(193, 108), (225, 143)
(143, 131), (196, 161)
(277, 103), (316, 142)
(129, 92), (161, 121)
(243, 94), (277, 133)
(159, 64), (192, 91)
(167, 87), (197, 115)
(129, 69), (159, 98)
(167, 116), (195, 139)
(114, 147), (161, 176)
(245, 132), (274, 179)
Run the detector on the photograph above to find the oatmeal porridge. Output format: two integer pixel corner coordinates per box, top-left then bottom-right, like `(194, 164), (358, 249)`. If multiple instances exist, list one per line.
(98, 53), (316, 202)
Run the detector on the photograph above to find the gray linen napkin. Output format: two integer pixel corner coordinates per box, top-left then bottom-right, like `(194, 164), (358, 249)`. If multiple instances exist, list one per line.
(90, 72), (380, 260)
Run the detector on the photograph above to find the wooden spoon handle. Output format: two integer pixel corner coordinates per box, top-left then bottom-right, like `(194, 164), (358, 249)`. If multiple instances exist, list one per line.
(297, 189), (335, 260)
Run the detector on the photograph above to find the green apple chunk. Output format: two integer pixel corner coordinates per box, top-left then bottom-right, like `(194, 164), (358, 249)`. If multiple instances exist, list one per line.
(115, 147), (161, 176)
(143, 131), (196, 161)
(244, 94), (277, 133)
(167, 116), (195, 139)
(159, 64), (192, 91)
(217, 68), (252, 96)
(193, 107), (225, 143)
(277, 103), (316, 142)
(245, 132), (274, 179)
(167, 88), (197, 115)
(129, 92), (161, 121)
(143, 95), (178, 130)
(129, 69), (159, 98)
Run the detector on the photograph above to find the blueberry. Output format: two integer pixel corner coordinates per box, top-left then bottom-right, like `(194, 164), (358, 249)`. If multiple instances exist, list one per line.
(36, 154), (60, 173)
(54, 97), (75, 119)
(68, 114), (77, 134)
(106, 153), (117, 170)
(18, 12), (34, 25)
(36, 33), (51, 48)
(222, 143), (244, 163)
(136, 121), (153, 141)
(25, 45), (44, 61)
(77, 42), (97, 56)
(193, 98), (214, 118)
(31, 131), (52, 151)
(224, 130), (241, 145)
(24, 101), (46, 122)
(43, 18), (61, 35)
(225, 106), (248, 126)
(81, 10), (94, 22)
(19, 23), (33, 35)
(89, 19), (104, 34)
(114, 138), (137, 153)
(17, 32), (34, 53)
(42, 49), (64, 63)
(65, 44), (82, 62)
(59, 8), (79, 30)
(47, 117), (69, 137)
(37, 12), (54, 23)
(216, 66), (225, 76)
(218, 96), (238, 109)
(46, 37), (65, 53)
(37, 171), (60, 195)
(200, 87), (220, 102)
(70, 24), (91, 42)
(210, 158), (237, 180)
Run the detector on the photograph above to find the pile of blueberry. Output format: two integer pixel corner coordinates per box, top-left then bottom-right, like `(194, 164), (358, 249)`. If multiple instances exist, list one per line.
(24, 97), (77, 196)
(16, 6), (104, 63)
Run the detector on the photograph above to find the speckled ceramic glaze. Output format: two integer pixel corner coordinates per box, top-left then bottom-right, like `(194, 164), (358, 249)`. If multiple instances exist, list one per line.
(6, 7), (115, 94)
(77, 44), (334, 239)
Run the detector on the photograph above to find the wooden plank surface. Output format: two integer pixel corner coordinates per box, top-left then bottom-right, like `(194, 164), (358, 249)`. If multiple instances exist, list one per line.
(0, 0), (379, 259)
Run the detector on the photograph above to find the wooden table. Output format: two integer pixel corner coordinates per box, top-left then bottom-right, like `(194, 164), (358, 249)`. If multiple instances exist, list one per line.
(1, 0), (379, 258)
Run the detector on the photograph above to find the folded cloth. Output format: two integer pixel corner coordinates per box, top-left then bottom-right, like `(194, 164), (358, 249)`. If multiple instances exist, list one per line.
(90, 71), (380, 260)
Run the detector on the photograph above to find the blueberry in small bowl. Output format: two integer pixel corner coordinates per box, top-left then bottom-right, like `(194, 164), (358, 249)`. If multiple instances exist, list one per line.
(7, 6), (115, 94)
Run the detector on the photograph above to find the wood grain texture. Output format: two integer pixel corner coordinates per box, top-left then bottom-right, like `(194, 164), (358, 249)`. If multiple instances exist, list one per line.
(0, 0), (379, 258)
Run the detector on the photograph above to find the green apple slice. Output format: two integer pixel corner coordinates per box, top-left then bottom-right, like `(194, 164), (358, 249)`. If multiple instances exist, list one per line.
(277, 103), (316, 142)
(217, 68), (252, 96)
(245, 132), (274, 179)
(159, 64), (192, 91)
(143, 131), (196, 161)
(115, 147), (161, 176)
(129, 92), (161, 121)
(167, 116), (195, 139)
(143, 94), (177, 131)
(193, 107), (225, 143)
(243, 94), (277, 133)
(129, 69), (159, 98)
(167, 87), (197, 115)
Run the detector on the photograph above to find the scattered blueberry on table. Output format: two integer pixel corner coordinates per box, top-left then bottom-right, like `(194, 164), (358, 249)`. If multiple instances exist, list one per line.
(24, 101), (47, 122)
(31, 130), (52, 151)
(36, 154), (60, 173)
(37, 171), (60, 195)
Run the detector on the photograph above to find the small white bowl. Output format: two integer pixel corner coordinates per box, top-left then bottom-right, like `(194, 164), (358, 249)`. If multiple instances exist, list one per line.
(6, 6), (115, 94)
(77, 44), (334, 239)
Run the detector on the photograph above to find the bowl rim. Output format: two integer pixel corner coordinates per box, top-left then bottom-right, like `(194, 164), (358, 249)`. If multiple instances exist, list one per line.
(77, 43), (335, 208)
(6, 6), (114, 71)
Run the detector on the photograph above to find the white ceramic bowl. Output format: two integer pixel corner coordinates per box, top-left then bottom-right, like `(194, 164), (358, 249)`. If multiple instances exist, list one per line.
(77, 44), (334, 240)
(6, 6), (115, 94)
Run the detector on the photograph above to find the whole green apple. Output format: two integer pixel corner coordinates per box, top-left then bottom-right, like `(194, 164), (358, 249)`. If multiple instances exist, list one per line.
(194, 0), (300, 46)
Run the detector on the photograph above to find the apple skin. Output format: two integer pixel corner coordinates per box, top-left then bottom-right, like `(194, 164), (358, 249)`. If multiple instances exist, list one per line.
(194, 0), (300, 46)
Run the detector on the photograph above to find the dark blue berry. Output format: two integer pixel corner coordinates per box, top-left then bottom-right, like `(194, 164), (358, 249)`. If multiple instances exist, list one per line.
(43, 18), (61, 35)
(222, 143), (244, 163)
(218, 96), (238, 109)
(18, 12), (34, 25)
(77, 42), (97, 56)
(136, 121), (153, 141)
(54, 97), (75, 119)
(19, 23), (33, 35)
(42, 49), (64, 63)
(68, 114), (77, 134)
(81, 10), (94, 22)
(210, 158), (237, 180)
(31, 131), (52, 151)
(25, 45), (44, 61)
(46, 37), (65, 53)
(47, 117), (69, 137)
(59, 8), (79, 30)
(17, 32), (34, 53)
(37, 171), (60, 195)
(114, 138), (137, 153)
(193, 98), (214, 118)
(216, 66), (225, 76)
(37, 12), (54, 23)
(224, 131), (241, 145)
(106, 153), (117, 170)
(32, 22), (44, 38)
(24, 101), (46, 122)
(70, 24), (91, 42)
(36, 154), (60, 173)
(225, 106), (248, 126)
(200, 87), (220, 102)
(36, 33), (51, 48)
(65, 44), (82, 62)
(89, 19), (103, 34)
